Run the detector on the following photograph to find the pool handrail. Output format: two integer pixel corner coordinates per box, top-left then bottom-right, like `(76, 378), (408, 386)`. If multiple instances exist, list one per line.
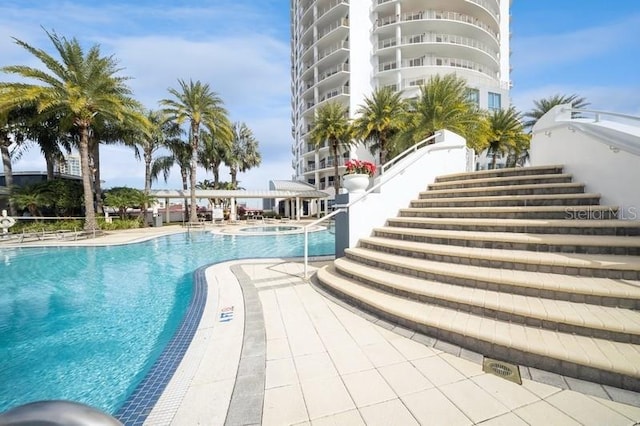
(303, 208), (344, 278)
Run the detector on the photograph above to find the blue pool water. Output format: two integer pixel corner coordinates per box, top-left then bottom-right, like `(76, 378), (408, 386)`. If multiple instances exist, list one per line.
(0, 230), (334, 414)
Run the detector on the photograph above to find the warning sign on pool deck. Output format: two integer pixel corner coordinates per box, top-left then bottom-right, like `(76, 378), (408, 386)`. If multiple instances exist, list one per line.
(219, 306), (234, 322)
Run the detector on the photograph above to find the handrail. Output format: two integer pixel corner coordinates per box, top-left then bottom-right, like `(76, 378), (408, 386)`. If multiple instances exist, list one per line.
(560, 107), (640, 123)
(302, 131), (452, 278)
(381, 132), (440, 174)
(303, 208), (344, 278)
(533, 106), (640, 157)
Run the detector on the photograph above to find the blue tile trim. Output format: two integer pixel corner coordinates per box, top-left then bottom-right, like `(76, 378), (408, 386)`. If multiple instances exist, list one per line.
(115, 264), (209, 426)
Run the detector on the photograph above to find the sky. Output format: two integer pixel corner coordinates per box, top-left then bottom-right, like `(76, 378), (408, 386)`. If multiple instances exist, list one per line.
(1, 0), (639, 199)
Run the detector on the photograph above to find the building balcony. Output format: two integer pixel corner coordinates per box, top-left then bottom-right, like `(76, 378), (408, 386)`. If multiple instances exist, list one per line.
(374, 9), (498, 40)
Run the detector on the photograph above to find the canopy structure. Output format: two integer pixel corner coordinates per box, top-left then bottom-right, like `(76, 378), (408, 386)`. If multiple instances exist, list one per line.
(150, 187), (329, 221)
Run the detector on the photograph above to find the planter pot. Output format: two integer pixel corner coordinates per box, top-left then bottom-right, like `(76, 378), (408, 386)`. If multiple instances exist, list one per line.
(342, 173), (370, 194)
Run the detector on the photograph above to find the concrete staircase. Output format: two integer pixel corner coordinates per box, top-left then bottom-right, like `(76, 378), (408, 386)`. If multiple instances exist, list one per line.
(316, 165), (640, 391)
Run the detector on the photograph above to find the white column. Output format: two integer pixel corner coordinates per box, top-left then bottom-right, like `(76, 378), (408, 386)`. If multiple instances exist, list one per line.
(230, 197), (237, 221)
(165, 198), (170, 223)
(296, 197), (301, 221)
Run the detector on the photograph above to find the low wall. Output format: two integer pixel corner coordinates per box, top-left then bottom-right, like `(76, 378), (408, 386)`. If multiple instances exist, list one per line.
(531, 105), (640, 220)
(345, 130), (469, 250)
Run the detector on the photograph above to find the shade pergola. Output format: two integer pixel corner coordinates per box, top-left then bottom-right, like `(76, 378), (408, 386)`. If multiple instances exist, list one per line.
(149, 188), (329, 221)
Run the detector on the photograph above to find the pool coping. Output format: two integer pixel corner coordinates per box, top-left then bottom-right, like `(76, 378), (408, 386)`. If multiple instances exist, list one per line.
(115, 265), (209, 425)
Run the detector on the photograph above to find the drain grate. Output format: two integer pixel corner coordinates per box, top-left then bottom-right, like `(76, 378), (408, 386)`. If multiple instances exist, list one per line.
(482, 357), (522, 385)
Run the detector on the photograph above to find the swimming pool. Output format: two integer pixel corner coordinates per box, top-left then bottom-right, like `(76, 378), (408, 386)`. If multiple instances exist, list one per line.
(0, 230), (334, 415)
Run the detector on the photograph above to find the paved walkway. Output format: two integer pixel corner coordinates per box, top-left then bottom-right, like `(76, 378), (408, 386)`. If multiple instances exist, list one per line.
(4, 226), (640, 424)
(150, 257), (640, 425)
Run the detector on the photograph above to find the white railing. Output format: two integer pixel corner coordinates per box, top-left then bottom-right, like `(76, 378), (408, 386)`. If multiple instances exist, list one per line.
(532, 105), (640, 156)
(302, 132), (443, 278)
(380, 132), (440, 174)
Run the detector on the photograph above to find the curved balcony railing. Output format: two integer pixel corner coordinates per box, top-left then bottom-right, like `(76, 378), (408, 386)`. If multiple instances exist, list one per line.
(375, 9), (498, 39)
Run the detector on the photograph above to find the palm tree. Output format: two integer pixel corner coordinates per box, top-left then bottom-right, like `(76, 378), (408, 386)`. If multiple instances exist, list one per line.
(0, 107), (27, 216)
(352, 86), (407, 165)
(485, 106), (530, 169)
(309, 101), (354, 194)
(399, 74), (482, 153)
(227, 122), (261, 189)
(523, 94), (589, 130)
(198, 131), (229, 187)
(0, 30), (142, 231)
(160, 79), (232, 222)
(155, 137), (192, 218)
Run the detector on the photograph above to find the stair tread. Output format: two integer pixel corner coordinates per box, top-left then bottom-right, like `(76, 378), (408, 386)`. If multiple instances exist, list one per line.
(437, 165), (565, 182)
(377, 226), (640, 248)
(413, 193), (600, 203)
(401, 205), (618, 213)
(346, 247), (640, 299)
(318, 265), (640, 377)
(429, 173), (573, 187)
(360, 236), (640, 272)
(387, 217), (640, 229)
(420, 182), (584, 196)
(334, 257), (640, 336)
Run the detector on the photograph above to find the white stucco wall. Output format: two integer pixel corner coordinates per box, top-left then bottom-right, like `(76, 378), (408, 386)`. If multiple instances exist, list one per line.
(530, 105), (640, 220)
(347, 130), (469, 247)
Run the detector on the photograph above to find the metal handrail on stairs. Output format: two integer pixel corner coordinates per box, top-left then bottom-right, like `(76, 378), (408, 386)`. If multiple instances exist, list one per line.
(302, 132), (442, 279)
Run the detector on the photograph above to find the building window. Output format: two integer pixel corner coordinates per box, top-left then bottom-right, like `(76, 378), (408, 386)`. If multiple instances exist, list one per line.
(466, 89), (479, 107)
(488, 92), (501, 110)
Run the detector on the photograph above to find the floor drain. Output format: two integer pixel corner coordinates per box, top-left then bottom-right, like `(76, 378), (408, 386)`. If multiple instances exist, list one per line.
(482, 357), (522, 385)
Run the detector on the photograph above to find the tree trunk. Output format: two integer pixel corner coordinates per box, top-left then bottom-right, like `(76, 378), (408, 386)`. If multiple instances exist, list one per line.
(0, 137), (16, 216)
(230, 167), (237, 189)
(181, 167), (189, 221)
(332, 141), (340, 195)
(79, 125), (98, 231)
(189, 124), (199, 222)
(213, 163), (220, 187)
(491, 150), (498, 169)
(379, 134), (386, 167)
(92, 141), (104, 214)
(44, 151), (55, 180)
(143, 153), (152, 228)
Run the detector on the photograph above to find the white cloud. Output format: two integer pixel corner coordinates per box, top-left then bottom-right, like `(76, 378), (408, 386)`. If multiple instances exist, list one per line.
(511, 14), (640, 74)
(0, 2), (295, 192)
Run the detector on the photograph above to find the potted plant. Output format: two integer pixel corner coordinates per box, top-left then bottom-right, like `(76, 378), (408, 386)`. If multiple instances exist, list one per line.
(343, 159), (376, 193)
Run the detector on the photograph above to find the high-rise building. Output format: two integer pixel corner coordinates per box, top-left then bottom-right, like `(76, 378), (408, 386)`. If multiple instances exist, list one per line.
(54, 153), (82, 177)
(290, 0), (511, 202)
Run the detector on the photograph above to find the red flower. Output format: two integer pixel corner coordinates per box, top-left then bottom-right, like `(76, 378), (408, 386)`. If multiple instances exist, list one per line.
(345, 159), (376, 177)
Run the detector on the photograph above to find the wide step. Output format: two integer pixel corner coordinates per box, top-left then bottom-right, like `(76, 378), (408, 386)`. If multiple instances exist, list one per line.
(419, 182), (586, 199)
(358, 236), (640, 279)
(334, 257), (640, 343)
(374, 226), (640, 255)
(319, 164), (640, 392)
(386, 217), (640, 236)
(345, 247), (640, 309)
(317, 265), (640, 391)
(410, 193), (600, 208)
(399, 205), (619, 220)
